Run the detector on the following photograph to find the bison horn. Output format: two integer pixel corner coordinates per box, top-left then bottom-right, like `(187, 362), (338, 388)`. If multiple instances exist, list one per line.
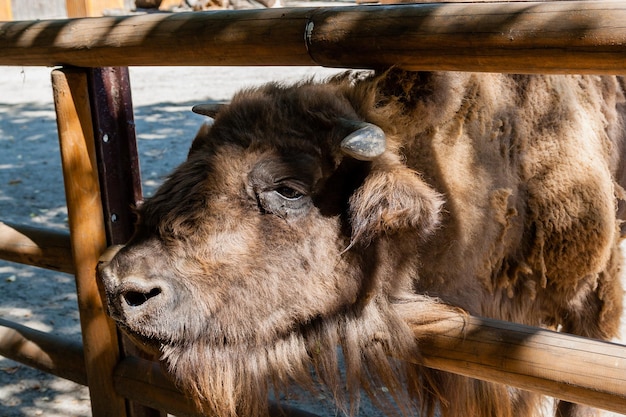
(98, 244), (124, 264)
(340, 120), (386, 161)
(191, 103), (227, 118)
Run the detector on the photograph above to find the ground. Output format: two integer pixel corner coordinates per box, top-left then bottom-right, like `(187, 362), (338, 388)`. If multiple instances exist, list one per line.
(1, 65), (625, 417)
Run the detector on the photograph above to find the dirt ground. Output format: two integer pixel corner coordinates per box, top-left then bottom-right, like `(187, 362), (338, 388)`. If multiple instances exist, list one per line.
(1, 64), (626, 417)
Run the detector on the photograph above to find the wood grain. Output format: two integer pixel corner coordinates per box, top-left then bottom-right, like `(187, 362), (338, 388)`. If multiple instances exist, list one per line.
(52, 67), (128, 417)
(395, 303), (626, 414)
(0, 1), (624, 73)
(0, 318), (86, 386)
(0, 222), (74, 273)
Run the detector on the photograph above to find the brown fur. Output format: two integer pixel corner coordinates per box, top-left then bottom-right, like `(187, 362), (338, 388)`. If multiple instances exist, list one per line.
(98, 69), (626, 417)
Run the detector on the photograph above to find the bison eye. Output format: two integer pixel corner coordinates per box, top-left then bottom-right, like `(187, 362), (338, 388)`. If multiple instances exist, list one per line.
(275, 186), (304, 200)
(255, 183), (311, 219)
(248, 157), (318, 219)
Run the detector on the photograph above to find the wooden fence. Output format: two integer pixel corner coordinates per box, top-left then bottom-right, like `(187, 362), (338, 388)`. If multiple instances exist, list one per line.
(0, 1), (626, 416)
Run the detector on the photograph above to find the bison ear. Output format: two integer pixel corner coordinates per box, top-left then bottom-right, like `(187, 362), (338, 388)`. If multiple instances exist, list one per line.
(348, 154), (444, 246)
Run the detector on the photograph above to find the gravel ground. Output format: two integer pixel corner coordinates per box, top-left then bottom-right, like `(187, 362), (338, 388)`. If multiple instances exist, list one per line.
(1, 64), (626, 417)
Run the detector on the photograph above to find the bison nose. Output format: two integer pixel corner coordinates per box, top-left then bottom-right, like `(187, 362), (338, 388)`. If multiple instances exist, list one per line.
(115, 276), (171, 314)
(104, 276), (171, 327)
(120, 280), (163, 307)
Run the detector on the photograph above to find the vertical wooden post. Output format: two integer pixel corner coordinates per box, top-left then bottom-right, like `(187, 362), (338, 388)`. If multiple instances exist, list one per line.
(0, 0), (11, 21)
(52, 67), (128, 417)
(66, 0), (124, 17)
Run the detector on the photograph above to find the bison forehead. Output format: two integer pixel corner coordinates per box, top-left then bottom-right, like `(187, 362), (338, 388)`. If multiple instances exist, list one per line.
(190, 80), (365, 159)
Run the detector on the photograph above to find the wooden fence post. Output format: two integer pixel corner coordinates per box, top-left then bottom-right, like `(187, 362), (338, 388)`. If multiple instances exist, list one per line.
(66, 0), (124, 17)
(52, 67), (128, 417)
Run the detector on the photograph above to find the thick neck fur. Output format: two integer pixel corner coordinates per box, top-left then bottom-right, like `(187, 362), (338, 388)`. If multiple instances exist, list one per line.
(161, 294), (422, 417)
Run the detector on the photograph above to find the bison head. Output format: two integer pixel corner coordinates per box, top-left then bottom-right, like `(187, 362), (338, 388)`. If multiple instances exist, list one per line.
(98, 76), (444, 416)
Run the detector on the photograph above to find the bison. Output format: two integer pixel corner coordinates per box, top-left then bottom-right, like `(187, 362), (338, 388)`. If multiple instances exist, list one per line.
(98, 68), (626, 417)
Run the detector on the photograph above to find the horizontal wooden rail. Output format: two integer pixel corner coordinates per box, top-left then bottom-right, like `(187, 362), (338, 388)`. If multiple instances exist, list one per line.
(395, 304), (626, 414)
(0, 1), (624, 73)
(113, 310), (626, 414)
(3, 303), (626, 414)
(0, 318), (86, 385)
(0, 222), (74, 274)
(113, 357), (196, 417)
(114, 357), (322, 417)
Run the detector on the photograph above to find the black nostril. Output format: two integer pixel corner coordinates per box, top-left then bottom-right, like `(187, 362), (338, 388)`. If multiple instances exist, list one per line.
(123, 287), (162, 307)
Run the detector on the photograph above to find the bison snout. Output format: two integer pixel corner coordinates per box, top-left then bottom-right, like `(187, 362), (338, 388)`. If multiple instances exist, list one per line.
(104, 273), (171, 324)
(98, 246), (173, 334)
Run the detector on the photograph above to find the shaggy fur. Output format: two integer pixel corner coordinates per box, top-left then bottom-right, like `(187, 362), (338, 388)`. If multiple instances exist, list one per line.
(98, 69), (626, 417)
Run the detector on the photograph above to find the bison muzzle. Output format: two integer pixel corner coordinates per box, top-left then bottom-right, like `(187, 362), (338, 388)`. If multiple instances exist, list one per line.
(98, 69), (626, 417)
